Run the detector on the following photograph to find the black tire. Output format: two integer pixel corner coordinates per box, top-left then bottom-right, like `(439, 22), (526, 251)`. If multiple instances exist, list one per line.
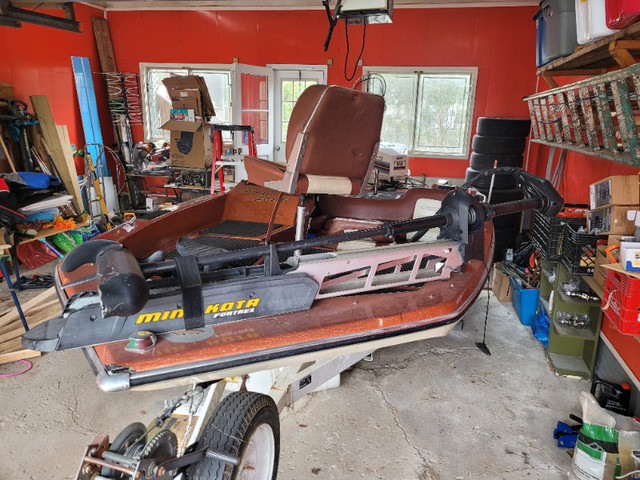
(188, 391), (280, 480)
(476, 187), (524, 204)
(493, 212), (522, 230)
(494, 228), (519, 262)
(469, 152), (523, 170)
(465, 167), (516, 190)
(103, 422), (147, 479)
(471, 135), (526, 155)
(476, 117), (531, 138)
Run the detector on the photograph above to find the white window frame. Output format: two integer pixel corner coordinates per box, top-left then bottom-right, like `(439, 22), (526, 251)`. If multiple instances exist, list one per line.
(363, 66), (478, 159)
(139, 62), (233, 141)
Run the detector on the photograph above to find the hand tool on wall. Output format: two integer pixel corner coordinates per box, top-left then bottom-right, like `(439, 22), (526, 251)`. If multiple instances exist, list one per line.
(0, 98), (38, 171)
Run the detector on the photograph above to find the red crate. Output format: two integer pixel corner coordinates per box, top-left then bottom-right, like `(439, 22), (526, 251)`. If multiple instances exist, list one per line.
(603, 268), (640, 335)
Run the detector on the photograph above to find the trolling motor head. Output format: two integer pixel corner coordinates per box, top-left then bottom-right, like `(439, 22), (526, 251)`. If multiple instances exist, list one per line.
(58, 240), (149, 317)
(461, 167), (563, 218)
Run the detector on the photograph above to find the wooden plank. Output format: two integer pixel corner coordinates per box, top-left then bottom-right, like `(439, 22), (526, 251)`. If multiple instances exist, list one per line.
(0, 287), (57, 330)
(0, 348), (40, 365)
(609, 40), (640, 68)
(92, 17), (118, 73)
(0, 131), (16, 173)
(30, 95), (83, 212)
(0, 300), (59, 340)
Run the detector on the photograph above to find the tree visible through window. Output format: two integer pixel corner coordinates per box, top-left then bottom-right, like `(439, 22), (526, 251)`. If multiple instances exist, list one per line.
(364, 67), (477, 158)
(141, 64), (232, 141)
(281, 80), (317, 140)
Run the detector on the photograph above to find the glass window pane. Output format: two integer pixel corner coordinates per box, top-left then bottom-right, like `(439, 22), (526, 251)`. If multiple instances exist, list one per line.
(377, 73), (417, 148)
(191, 70), (231, 123)
(283, 81), (294, 102)
(280, 79), (317, 140)
(147, 68), (188, 140)
(415, 74), (471, 156)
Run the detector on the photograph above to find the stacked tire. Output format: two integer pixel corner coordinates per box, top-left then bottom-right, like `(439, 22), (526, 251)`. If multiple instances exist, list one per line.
(465, 117), (531, 262)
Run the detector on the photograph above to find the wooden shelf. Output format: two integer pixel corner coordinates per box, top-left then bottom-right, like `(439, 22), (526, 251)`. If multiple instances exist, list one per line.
(537, 22), (640, 79)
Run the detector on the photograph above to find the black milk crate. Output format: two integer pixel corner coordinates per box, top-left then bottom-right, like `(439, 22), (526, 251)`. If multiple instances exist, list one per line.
(531, 211), (587, 261)
(560, 223), (605, 275)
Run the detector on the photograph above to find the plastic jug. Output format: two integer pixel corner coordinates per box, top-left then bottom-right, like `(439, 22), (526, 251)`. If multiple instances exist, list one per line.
(591, 376), (631, 415)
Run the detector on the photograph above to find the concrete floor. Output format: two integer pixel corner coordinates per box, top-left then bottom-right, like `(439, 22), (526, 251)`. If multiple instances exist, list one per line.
(0, 289), (588, 480)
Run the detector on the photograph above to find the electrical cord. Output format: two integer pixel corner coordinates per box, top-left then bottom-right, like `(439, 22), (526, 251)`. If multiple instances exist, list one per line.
(344, 21), (367, 82)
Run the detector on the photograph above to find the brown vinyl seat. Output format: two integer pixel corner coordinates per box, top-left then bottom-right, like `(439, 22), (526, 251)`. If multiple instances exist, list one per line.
(244, 84), (385, 196)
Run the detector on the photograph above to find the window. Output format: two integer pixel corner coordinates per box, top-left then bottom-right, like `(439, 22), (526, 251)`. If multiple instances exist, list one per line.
(140, 63), (232, 141)
(280, 79), (318, 140)
(363, 67), (478, 159)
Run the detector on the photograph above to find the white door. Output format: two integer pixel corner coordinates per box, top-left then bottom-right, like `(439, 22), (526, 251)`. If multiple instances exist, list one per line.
(232, 64), (274, 160)
(273, 67), (326, 163)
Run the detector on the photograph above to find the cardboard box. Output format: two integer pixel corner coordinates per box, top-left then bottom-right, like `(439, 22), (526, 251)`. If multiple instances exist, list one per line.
(370, 149), (409, 183)
(491, 263), (512, 302)
(161, 120), (213, 169)
(588, 205), (637, 235)
(162, 75), (215, 119)
(590, 175), (640, 209)
(592, 244), (609, 291)
(170, 108), (195, 122)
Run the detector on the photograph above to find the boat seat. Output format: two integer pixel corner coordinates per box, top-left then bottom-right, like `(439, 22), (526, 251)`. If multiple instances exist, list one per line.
(317, 188), (448, 222)
(244, 85), (385, 196)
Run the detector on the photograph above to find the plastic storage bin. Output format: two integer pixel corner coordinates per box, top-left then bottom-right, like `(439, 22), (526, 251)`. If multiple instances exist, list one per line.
(576, 0), (620, 44)
(606, 0), (640, 29)
(541, 0), (578, 61)
(602, 268), (640, 335)
(511, 276), (540, 326)
(535, 8), (549, 67)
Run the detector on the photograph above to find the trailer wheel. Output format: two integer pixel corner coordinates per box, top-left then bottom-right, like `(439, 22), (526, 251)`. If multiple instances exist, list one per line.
(188, 391), (280, 480)
(102, 422), (146, 479)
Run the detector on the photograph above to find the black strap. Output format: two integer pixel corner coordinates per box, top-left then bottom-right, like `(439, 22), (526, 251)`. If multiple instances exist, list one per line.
(174, 255), (204, 330)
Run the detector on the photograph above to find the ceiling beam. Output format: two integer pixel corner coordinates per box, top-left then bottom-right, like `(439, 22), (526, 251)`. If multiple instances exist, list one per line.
(76, 0), (537, 12)
(0, 1), (81, 31)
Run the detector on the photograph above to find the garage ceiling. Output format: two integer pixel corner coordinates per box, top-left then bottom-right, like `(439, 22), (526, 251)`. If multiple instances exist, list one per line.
(18, 0), (539, 11)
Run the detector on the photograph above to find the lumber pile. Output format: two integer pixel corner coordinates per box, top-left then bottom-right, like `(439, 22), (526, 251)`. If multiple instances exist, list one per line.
(0, 287), (61, 364)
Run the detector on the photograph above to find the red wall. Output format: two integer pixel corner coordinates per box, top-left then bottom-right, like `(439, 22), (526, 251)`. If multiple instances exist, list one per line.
(107, 7), (540, 180)
(2, 6), (638, 205)
(0, 4), (114, 156)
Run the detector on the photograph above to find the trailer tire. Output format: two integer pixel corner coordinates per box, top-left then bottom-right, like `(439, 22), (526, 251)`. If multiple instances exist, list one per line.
(188, 391), (280, 480)
(471, 136), (526, 156)
(469, 152), (524, 170)
(465, 167), (516, 189)
(475, 187), (524, 204)
(476, 117), (531, 137)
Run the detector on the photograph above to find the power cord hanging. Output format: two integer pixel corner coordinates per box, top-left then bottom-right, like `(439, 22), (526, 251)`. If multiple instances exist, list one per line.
(344, 21), (367, 82)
